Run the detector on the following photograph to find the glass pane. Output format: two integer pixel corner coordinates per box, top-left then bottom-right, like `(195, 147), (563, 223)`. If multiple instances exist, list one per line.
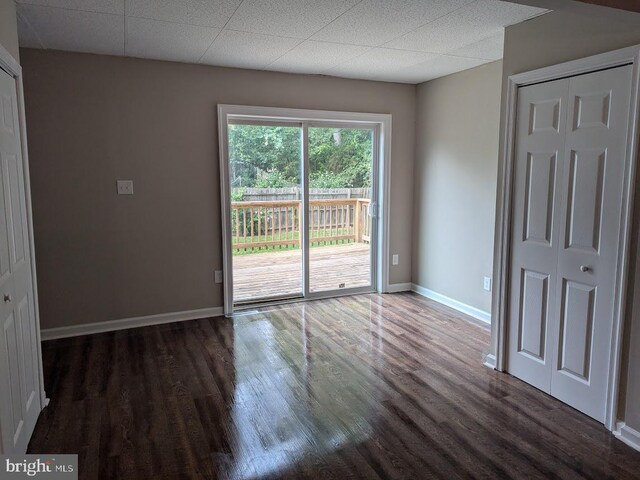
(308, 127), (374, 293)
(228, 124), (303, 303)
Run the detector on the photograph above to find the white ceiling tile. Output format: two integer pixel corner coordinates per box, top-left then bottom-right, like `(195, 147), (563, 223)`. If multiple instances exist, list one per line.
(403, 55), (488, 83)
(312, 0), (473, 47)
(16, 0), (541, 83)
(328, 49), (488, 83)
(269, 41), (369, 74)
(450, 32), (503, 60)
(126, 0), (242, 28)
(16, 0), (124, 15)
(201, 30), (299, 70)
(329, 48), (438, 81)
(126, 17), (219, 63)
(16, 11), (44, 48)
(226, 0), (360, 39)
(386, 0), (545, 53)
(17, 4), (124, 55)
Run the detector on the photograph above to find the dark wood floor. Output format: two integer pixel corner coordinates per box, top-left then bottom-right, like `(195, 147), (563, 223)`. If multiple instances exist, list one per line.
(29, 293), (640, 479)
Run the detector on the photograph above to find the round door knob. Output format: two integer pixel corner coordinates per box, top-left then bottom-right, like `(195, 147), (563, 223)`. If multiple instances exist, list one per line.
(3, 294), (11, 303)
(580, 265), (590, 273)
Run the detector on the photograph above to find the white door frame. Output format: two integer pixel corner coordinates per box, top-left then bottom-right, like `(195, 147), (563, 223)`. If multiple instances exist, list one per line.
(0, 44), (47, 411)
(492, 44), (640, 431)
(218, 105), (392, 315)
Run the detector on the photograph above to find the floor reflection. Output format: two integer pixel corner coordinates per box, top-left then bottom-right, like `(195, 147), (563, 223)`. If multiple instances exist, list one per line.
(31, 294), (636, 480)
(227, 299), (384, 479)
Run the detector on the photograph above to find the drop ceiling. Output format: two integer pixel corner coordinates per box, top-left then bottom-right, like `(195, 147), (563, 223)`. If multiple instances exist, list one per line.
(15, 0), (547, 84)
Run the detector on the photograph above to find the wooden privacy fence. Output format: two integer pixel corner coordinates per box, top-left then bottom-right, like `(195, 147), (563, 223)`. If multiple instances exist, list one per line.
(231, 198), (371, 252)
(232, 187), (371, 201)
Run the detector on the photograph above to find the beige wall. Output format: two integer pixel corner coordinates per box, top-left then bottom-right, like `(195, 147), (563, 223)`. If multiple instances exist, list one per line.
(499, 9), (640, 431)
(20, 48), (416, 330)
(412, 61), (502, 314)
(0, 0), (19, 62)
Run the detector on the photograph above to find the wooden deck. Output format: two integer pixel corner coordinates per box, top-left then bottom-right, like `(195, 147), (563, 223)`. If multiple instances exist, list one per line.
(233, 243), (371, 302)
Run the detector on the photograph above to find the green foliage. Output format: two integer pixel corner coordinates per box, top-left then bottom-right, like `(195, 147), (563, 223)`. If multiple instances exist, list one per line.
(228, 125), (301, 187)
(231, 188), (245, 202)
(255, 170), (295, 188)
(309, 171), (345, 189)
(228, 125), (372, 189)
(309, 128), (372, 188)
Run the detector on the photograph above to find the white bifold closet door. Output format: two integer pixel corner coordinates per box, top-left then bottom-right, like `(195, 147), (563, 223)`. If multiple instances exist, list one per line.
(0, 68), (42, 453)
(508, 64), (633, 423)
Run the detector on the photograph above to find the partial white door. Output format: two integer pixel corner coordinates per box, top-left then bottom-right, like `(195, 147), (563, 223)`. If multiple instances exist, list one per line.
(0, 69), (42, 454)
(508, 77), (569, 392)
(550, 65), (632, 422)
(508, 64), (633, 423)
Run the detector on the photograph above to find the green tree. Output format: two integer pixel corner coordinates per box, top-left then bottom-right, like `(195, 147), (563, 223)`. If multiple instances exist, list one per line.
(308, 128), (372, 188)
(228, 125), (300, 187)
(228, 125), (372, 189)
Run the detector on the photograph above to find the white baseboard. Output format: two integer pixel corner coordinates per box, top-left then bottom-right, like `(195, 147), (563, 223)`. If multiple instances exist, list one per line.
(40, 306), (224, 341)
(386, 282), (412, 293)
(483, 353), (497, 369)
(410, 283), (491, 325)
(614, 422), (640, 452)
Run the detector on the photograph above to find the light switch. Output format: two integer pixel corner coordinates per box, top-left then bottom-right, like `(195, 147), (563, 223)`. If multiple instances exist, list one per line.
(392, 254), (399, 266)
(117, 180), (134, 195)
(214, 270), (223, 284)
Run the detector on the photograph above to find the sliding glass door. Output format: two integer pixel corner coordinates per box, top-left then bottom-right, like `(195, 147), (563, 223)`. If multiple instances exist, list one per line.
(307, 126), (375, 293)
(228, 121), (303, 303)
(224, 115), (379, 308)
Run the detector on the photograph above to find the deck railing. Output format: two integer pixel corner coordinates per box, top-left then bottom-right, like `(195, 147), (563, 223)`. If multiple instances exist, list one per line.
(231, 198), (371, 252)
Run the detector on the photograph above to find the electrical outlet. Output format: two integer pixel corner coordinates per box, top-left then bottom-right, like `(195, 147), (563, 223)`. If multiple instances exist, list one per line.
(117, 180), (134, 195)
(214, 270), (223, 284)
(392, 254), (399, 266)
(483, 276), (492, 292)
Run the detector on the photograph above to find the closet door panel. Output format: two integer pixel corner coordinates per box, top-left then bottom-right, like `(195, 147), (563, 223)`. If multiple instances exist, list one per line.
(0, 70), (41, 454)
(507, 78), (569, 393)
(550, 65), (633, 422)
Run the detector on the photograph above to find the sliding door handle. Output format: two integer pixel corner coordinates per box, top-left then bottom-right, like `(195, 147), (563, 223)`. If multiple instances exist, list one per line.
(368, 202), (377, 218)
